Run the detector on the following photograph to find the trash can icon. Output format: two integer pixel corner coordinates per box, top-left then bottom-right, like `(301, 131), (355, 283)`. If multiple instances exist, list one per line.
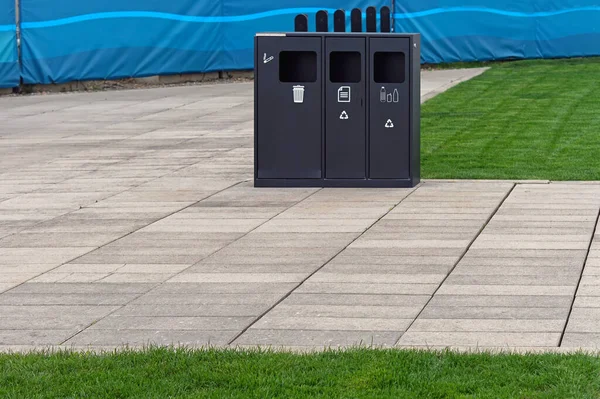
(293, 85), (305, 103)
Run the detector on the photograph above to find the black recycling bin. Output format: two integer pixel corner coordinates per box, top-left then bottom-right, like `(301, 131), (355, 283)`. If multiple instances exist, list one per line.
(254, 32), (420, 188)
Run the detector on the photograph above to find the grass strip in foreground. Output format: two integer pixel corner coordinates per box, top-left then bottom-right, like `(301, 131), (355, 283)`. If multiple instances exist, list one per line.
(1, 348), (599, 398)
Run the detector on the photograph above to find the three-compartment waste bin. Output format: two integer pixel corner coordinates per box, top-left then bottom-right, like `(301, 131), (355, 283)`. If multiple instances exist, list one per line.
(254, 32), (420, 188)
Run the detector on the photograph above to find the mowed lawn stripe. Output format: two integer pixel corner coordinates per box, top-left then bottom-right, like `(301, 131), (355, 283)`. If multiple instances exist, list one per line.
(422, 58), (600, 180)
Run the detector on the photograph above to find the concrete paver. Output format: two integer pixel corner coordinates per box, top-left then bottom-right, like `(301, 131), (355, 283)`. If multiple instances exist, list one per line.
(1, 72), (600, 351)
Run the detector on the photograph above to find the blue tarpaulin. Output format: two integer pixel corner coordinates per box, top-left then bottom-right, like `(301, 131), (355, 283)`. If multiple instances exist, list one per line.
(19, 0), (383, 84)
(8, 0), (600, 84)
(0, 0), (18, 88)
(394, 0), (600, 63)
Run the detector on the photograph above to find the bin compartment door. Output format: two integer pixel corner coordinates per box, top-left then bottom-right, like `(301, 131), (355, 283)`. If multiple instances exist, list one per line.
(368, 37), (410, 179)
(256, 36), (322, 179)
(325, 37), (366, 179)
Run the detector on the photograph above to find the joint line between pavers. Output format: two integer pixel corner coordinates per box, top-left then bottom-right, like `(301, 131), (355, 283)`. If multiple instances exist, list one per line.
(227, 183), (423, 346)
(558, 198), (600, 347)
(393, 182), (517, 346)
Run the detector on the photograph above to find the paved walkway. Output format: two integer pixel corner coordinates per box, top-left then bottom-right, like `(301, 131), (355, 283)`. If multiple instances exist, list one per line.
(1, 68), (599, 352)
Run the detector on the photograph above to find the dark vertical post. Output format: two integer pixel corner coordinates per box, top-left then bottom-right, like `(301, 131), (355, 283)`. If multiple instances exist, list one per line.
(366, 6), (376, 32)
(333, 9), (345, 32)
(350, 8), (362, 32)
(294, 14), (308, 32)
(316, 10), (328, 32)
(380, 6), (391, 32)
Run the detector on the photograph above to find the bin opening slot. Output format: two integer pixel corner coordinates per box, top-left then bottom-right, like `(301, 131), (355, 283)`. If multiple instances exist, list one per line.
(329, 51), (361, 83)
(373, 52), (405, 83)
(279, 51), (317, 82)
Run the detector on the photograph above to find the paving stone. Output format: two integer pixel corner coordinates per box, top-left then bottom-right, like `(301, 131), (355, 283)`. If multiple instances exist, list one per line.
(564, 319), (600, 333)
(452, 266), (581, 276)
(183, 263), (319, 274)
(255, 219), (373, 233)
(0, 233), (118, 248)
(65, 329), (236, 346)
(420, 306), (569, 320)
(0, 330), (77, 345)
(233, 330), (402, 347)
(329, 255), (458, 266)
(209, 247), (340, 257)
(199, 255), (328, 266)
(156, 282), (296, 294)
(560, 333), (600, 347)
(141, 219), (265, 233)
(168, 273), (306, 284)
(74, 254), (208, 264)
(265, 304), (422, 319)
(8, 283), (155, 294)
(470, 241), (589, 250)
(321, 264), (452, 274)
(115, 264), (191, 273)
(584, 267), (600, 276)
(464, 249), (588, 258)
(569, 307), (600, 319)
(252, 317), (412, 332)
(0, 293), (141, 305)
(444, 275), (579, 286)
(476, 234), (591, 242)
(53, 264), (124, 273)
(283, 294), (431, 307)
(0, 247), (96, 264)
(99, 273), (175, 283)
(132, 293), (284, 305)
(89, 316), (254, 330)
(295, 282), (438, 295)
(576, 285), (600, 296)
(349, 240), (471, 249)
(410, 319), (564, 332)
(458, 257), (584, 267)
(31, 272), (108, 283)
(0, 273), (38, 283)
(113, 304), (266, 317)
(397, 332), (561, 347)
(436, 284), (576, 296)
(308, 273), (446, 284)
(573, 297), (600, 307)
(340, 247), (466, 257)
(0, 310), (117, 329)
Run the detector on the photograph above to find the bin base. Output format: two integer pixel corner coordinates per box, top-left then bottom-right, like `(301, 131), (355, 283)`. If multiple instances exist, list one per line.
(254, 178), (420, 188)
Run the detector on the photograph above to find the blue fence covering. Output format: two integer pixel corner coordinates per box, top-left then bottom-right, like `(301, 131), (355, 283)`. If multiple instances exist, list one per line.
(19, 0), (384, 84)
(10, 0), (600, 84)
(0, 0), (18, 88)
(394, 0), (600, 63)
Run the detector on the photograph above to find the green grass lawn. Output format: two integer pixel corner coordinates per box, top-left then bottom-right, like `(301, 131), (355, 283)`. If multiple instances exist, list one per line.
(1, 348), (599, 398)
(422, 58), (600, 180)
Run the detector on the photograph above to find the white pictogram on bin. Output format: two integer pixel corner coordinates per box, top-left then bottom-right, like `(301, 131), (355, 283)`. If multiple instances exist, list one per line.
(340, 110), (349, 120)
(293, 86), (305, 103)
(337, 86), (351, 102)
(385, 119), (394, 128)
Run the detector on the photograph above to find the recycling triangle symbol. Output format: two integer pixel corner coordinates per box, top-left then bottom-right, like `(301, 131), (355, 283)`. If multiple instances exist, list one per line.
(385, 119), (394, 128)
(340, 111), (349, 120)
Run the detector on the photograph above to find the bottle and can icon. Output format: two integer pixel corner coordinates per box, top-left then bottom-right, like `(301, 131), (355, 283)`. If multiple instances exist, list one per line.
(380, 86), (400, 103)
